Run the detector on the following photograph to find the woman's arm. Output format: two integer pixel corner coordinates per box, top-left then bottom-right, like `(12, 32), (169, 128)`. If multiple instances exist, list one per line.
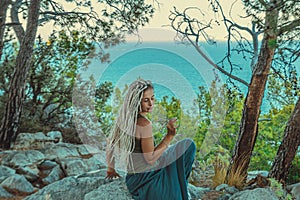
(140, 118), (177, 165)
(106, 139), (121, 179)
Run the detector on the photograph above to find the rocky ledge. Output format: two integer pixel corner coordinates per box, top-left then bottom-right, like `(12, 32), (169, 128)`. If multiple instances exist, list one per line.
(0, 131), (299, 200)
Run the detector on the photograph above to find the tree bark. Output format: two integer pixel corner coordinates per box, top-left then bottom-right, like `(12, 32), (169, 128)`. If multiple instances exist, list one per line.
(0, 0), (41, 149)
(268, 98), (300, 183)
(227, 3), (279, 181)
(0, 0), (11, 59)
(11, 0), (25, 43)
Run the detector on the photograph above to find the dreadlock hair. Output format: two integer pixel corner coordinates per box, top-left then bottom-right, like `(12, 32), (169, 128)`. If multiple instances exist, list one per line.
(107, 78), (153, 171)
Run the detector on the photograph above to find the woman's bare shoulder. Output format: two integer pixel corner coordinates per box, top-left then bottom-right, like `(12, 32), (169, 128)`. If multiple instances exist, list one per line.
(136, 117), (151, 127)
(136, 117), (152, 138)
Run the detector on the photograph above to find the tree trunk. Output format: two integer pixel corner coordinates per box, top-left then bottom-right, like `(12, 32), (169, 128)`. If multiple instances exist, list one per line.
(0, 0), (41, 149)
(268, 97), (300, 183)
(10, 0), (25, 42)
(227, 4), (279, 181)
(0, 0), (11, 58)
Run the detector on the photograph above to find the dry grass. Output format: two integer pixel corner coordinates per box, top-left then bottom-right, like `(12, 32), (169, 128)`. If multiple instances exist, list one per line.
(212, 155), (248, 190)
(212, 157), (228, 188)
(226, 156), (248, 189)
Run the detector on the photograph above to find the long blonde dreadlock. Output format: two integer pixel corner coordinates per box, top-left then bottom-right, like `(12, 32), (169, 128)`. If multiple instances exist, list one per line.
(108, 78), (153, 171)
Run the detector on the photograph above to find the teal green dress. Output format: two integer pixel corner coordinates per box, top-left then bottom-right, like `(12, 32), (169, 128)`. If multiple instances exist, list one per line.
(125, 138), (196, 200)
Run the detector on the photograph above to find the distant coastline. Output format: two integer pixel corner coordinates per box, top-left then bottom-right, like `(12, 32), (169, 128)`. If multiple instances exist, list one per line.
(81, 41), (285, 114)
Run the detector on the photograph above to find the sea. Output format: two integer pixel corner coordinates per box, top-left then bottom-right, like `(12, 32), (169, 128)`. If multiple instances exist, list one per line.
(78, 41), (299, 114)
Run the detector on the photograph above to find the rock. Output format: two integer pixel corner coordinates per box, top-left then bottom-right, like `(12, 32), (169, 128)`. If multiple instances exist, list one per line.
(77, 144), (93, 156)
(75, 169), (122, 179)
(0, 131), (217, 200)
(1, 149), (45, 167)
(77, 144), (104, 158)
(77, 130), (106, 149)
(61, 158), (88, 176)
(190, 159), (208, 185)
(46, 131), (63, 143)
(226, 186), (239, 194)
(84, 178), (132, 200)
(218, 193), (232, 200)
(0, 166), (16, 184)
(42, 165), (64, 186)
(38, 160), (58, 171)
(215, 184), (239, 194)
(287, 182), (300, 200)
(216, 184), (229, 191)
(229, 188), (279, 200)
(37, 160), (59, 182)
(42, 143), (80, 160)
(247, 170), (269, 180)
(82, 170), (207, 200)
(0, 174), (35, 195)
(13, 132), (51, 149)
(60, 156), (104, 177)
(0, 176), (7, 183)
(0, 186), (14, 198)
(16, 165), (40, 182)
(0, 165), (16, 178)
(84, 156), (106, 171)
(24, 175), (106, 200)
(187, 183), (209, 199)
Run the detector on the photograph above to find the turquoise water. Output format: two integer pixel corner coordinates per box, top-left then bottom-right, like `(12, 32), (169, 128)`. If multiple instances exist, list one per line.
(80, 41), (298, 113)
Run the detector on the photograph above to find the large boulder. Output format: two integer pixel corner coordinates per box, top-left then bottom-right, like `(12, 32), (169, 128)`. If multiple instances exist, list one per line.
(16, 165), (40, 182)
(1, 149), (45, 167)
(84, 178), (133, 200)
(1, 174), (36, 195)
(41, 165), (64, 186)
(247, 170), (269, 180)
(0, 186), (14, 198)
(46, 131), (63, 143)
(215, 183), (239, 194)
(0, 131), (238, 200)
(42, 143), (80, 160)
(229, 188), (279, 200)
(61, 158), (89, 176)
(24, 170), (109, 200)
(0, 165), (16, 178)
(188, 183), (210, 199)
(13, 132), (61, 150)
(287, 182), (300, 200)
(24, 169), (206, 200)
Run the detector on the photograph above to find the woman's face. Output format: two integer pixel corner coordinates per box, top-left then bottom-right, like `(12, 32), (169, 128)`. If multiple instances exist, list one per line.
(140, 87), (155, 114)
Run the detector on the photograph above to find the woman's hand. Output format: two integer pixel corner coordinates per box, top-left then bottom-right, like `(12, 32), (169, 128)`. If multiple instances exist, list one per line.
(166, 118), (178, 136)
(105, 168), (121, 180)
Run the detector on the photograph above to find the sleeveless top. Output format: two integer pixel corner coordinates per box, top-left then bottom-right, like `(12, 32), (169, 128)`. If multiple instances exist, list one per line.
(127, 114), (158, 174)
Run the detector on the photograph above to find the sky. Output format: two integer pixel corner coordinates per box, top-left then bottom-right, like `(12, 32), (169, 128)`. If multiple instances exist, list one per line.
(126, 0), (247, 41)
(38, 0), (247, 42)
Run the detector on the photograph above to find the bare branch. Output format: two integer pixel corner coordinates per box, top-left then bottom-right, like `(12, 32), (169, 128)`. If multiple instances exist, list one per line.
(187, 36), (249, 87)
(39, 10), (97, 24)
(170, 4), (255, 87)
(278, 18), (300, 36)
(258, 0), (268, 8)
(169, 7), (214, 44)
(228, 22), (252, 35)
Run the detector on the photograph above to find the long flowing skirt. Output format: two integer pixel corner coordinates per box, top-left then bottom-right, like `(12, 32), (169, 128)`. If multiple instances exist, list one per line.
(125, 138), (196, 200)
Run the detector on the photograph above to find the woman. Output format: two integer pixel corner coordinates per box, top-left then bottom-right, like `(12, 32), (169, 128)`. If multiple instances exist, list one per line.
(106, 78), (196, 200)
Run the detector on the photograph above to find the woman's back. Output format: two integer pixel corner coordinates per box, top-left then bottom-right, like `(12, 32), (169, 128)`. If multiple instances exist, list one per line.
(127, 115), (155, 173)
